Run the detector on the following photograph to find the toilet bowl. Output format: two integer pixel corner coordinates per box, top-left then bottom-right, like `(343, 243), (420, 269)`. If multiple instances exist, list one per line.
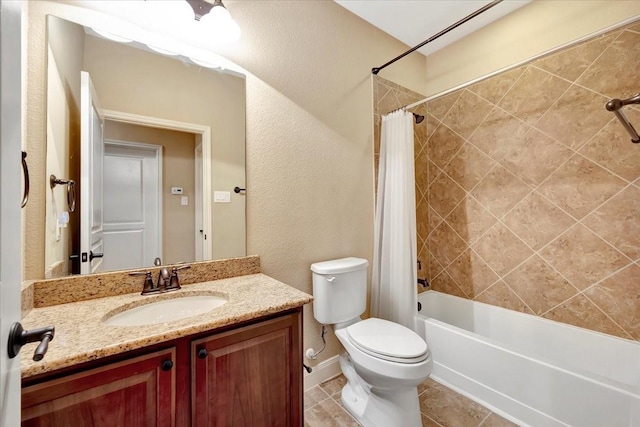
(311, 258), (432, 427)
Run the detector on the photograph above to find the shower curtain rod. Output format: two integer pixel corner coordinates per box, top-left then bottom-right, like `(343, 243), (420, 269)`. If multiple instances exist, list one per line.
(371, 0), (504, 75)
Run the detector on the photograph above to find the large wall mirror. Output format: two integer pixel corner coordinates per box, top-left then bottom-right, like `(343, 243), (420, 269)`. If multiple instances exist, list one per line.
(45, 15), (246, 278)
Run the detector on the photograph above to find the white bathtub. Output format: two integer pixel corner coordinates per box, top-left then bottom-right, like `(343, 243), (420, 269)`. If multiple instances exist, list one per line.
(416, 291), (640, 427)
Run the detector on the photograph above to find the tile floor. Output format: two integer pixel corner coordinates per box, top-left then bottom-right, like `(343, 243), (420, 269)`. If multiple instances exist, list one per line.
(304, 375), (519, 427)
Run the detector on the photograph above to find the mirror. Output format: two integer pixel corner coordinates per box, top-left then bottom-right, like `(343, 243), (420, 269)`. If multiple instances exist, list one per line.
(44, 15), (246, 278)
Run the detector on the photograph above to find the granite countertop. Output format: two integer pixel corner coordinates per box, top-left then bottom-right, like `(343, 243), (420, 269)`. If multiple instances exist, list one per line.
(20, 273), (313, 379)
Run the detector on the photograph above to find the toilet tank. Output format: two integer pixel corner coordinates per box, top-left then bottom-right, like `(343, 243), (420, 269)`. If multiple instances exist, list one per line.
(310, 257), (369, 325)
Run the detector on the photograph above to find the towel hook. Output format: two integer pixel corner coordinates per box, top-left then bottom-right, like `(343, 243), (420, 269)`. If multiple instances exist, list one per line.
(50, 174), (76, 212)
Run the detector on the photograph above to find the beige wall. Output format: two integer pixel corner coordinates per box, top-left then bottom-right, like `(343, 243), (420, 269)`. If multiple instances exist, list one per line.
(24, 0), (427, 367)
(423, 21), (640, 341)
(425, 0), (640, 96)
(104, 121), (196, 265)
(44, 16), (84, 277)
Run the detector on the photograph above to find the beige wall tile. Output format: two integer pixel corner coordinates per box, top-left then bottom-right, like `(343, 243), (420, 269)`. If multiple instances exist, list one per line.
(429, 172), (466, 219)
(474, 281), (532, 314)
(429, 221), (468, 267)
(427, 90), (462, 121)
(428, 249), (444, 281)
(443, 143), (497, 191)
(377, 89), (402, 116)
(503, 191), (575, 250)
(471, 166), (531, 219)
(442, 90), (495, 139)
(543, 294), (629, 339)
(415, 148), (430, 195)
(584, 264), (640, 339)
(472, 223), (533, 276)
(537, 154), (627, 220)
(503, 255), (579, 315)
(533, 33), (617, 82)
(583, 185), (640, 260)
(417, 197), (430, 243)
(428, 206), (443, 237)
(446, 249), (499, 298)
(426, 113), (440, 139)
(446, 196), (497, 245)
(539, 224), (630, 290)
(428, 123), (466, 170)
(579, 109), (640, 183)
(536, 85), (612, 149)
(468, 66), (525, 104)
(577, 30), (640, 99)
(430, 270), (468, 298)
(499, 127), (573, 186)
(498, 66), (571, 125)
(469, 108), (530, 162)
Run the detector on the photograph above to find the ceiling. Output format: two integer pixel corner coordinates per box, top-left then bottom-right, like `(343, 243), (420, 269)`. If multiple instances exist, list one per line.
(335, 0), (531, 56)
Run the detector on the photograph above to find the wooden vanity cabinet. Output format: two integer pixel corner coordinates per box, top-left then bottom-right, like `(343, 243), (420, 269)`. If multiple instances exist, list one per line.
(21, 309), (303, 427)
(21, 348), (176, 427)
(192, 312), (302, 427)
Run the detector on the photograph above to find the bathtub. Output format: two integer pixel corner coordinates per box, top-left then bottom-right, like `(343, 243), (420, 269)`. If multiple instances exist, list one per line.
(416, 291), (640, 427)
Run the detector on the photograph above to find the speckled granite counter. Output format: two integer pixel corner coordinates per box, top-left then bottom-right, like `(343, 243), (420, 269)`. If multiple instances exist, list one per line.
(20, 273), (312, 379)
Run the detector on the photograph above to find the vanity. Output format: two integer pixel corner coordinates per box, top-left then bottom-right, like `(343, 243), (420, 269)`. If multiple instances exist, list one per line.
(19, 256), (312, 426)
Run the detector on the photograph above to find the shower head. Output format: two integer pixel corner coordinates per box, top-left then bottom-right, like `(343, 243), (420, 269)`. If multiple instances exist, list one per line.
(413, 113), (425, 124)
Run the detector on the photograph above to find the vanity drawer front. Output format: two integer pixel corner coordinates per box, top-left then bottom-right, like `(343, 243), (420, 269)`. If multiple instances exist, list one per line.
(22, 348), (176, 427)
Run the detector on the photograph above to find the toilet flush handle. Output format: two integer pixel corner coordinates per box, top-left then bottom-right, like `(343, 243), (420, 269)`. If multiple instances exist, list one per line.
(327, 276), (336, 283)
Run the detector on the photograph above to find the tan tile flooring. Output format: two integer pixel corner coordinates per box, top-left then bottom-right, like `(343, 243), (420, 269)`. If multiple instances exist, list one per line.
(305, 375), (519, 427)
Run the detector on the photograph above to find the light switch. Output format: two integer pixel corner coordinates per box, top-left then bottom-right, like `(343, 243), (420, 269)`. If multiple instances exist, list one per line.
(181, 196), (189, 206)
(214, 191), (231, 203)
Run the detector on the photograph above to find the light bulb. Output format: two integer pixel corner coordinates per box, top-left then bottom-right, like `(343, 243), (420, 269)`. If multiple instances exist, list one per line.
(199, 3), (241, 45)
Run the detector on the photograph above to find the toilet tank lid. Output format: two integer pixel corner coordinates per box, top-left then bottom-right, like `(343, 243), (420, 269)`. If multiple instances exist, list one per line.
(311, 257), (369, 274)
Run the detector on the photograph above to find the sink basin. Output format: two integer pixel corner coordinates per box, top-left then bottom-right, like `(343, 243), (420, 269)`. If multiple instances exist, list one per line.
(104, 294), (228, 327)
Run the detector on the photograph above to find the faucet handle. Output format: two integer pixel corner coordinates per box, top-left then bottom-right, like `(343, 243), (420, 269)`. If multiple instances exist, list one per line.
(168, 265), (191, 290)
(130, 271), (156, 295)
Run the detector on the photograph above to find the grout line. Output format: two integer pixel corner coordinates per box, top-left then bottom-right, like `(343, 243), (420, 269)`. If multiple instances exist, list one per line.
(582, 291), (636, 341)
(477, 411), (493, 427)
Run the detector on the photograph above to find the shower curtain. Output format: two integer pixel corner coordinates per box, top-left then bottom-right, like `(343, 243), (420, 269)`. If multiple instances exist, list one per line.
(371, 109), (417, 331)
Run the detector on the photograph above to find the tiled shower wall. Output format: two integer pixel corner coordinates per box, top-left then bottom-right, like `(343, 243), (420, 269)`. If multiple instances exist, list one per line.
(373, 21), (640, 341)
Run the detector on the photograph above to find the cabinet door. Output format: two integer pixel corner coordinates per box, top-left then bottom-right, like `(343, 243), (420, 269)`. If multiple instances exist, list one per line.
(192, 312), (302, 427)
(22, 348), (176, 427)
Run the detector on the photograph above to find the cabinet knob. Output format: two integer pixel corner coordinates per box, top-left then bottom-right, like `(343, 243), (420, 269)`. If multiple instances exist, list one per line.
(197, 348), (208, 359)
(161, 360), (174, 371)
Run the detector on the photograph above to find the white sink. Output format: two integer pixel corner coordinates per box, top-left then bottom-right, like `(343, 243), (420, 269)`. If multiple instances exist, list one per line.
(104, 295), (227, 327)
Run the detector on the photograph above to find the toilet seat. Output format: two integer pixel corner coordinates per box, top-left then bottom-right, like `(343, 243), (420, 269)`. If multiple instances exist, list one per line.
(346, 318), (429, 364)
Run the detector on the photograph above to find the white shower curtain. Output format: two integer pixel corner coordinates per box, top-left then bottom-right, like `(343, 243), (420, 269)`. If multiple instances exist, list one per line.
(371, 109), (417, 331)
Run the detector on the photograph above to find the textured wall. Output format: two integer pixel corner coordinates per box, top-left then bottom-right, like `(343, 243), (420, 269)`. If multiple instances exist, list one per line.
(424, 21), (640, 340)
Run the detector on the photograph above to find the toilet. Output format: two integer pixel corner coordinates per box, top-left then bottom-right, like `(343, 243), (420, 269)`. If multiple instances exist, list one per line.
(310, 257), (432, 427)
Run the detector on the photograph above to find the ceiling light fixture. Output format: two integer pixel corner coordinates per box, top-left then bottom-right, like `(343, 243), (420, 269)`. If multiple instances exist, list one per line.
(186, 0), (241, 44)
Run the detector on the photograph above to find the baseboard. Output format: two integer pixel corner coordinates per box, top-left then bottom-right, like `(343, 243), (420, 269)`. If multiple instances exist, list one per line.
(303, 355), (341, 391)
